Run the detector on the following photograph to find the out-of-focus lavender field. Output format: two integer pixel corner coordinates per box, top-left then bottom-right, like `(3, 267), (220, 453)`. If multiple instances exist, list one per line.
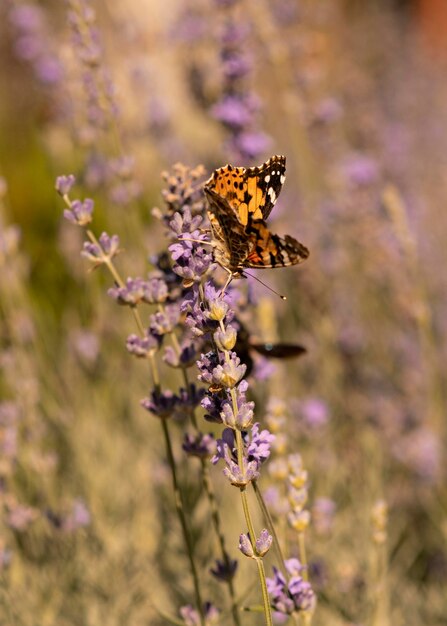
(1, 1), (446, 625)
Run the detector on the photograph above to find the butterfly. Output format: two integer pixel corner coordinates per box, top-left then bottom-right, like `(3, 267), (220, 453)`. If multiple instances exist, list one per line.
(203, 155), (309, 284)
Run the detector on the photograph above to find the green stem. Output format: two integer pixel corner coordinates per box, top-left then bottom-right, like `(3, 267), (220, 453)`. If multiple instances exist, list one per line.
(201, 461), (241, 626)
(161, 418), (205, 626)
(255, 558), (274, 626)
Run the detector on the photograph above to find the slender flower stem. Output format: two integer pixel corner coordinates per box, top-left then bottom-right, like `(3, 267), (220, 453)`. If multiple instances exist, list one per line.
(160, 418), (205, 626)
(201, 462), (242, 626)
(255, 558), (274, 626)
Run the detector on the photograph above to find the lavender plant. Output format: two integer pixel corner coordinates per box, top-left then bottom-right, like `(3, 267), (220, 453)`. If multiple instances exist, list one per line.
(56, 156), (317, 625)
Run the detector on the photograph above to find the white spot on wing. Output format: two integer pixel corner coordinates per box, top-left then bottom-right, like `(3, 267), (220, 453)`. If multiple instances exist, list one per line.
(280, 174), (285, 184)
(265, 175), (270, 183)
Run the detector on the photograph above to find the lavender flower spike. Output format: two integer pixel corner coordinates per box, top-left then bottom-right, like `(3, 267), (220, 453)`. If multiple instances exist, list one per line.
(55, 174), (76, 196)
(64, 198), (94, 226)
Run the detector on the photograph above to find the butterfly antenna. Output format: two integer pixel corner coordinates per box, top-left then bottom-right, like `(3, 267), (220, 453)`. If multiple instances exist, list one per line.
(242, 271), (287, 300)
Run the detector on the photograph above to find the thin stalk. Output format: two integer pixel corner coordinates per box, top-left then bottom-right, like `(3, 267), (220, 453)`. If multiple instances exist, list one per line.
(201, 461), (241, 626)
(161, 418), (205, 626)
(255, 558), (274, 626)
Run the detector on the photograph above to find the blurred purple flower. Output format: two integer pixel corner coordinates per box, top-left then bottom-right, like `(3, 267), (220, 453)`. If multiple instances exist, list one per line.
(312, 498), (336, 536)
(55, 174), (76, 195)
(392, 428), (441, 482)
(126, 333), (160, 358)
(210, 557), (238, 582)
(180, 602), (219, 626)
(141, 389), (180, 419)
(341, 154), (380, 187)
(211, 95), (256, 128)
(63, 499), (91, 532)
(182, 432), (216, 458)
(299, 398), (330, 428)
(6, 504), (38, 531)
(64, 198), (94, 226)
(267, 559), (316, 616)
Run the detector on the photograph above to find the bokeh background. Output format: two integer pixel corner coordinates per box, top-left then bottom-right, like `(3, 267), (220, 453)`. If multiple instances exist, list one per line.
(1, 1), (447, 624)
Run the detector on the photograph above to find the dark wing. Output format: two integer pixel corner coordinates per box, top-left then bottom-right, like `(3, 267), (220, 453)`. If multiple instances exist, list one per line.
(204, 186), (252, 271)
(251, 343), (307, 358)
(244, 220), (309, 269)
(204, 155), (286, 226)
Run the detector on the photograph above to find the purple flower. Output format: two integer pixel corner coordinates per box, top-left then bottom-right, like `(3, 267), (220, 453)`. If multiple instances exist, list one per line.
(170, 240), (213, 284)
(212, 429), (260, 486)
(182, 432), (216, 458)
(312, 498), (336, 536)
(6, 504), (38, 531)
(126, 333), (160, 357)
(179, 602), (219, 626)
(312, 97), (343, 125)
(82, 233), (120, 264)
(211, 352), (246, 388)
(98, 232), (120, 257)
(64, 198), (94, 226)
(213, 326), (237, 351)
(149, 304), (181, 336)
(201, 393), (226, 423)
(141, 390), (179, 419)
(341, 154), (379, 187)
(55, 174), (76, 195)
(62, 499), (91, 532)
(109, 276), (167, 306)
(299, 398), (330, 429)
(247, 423), (275, 465)
(210, 557), (238, 582)
(233, 131), (272, 161)
(239, 533), (254, 557)
(169, 208), (204, 237)
(222, 51), (252, 80)
(211, 95), (256, 128)
(164, 339), (200, 368)
(197, 351), (220, 385)
(267, 561), (316, 616)
(177, 384), (206, 414)
(223, 455), (259, 487)
(255, 529), (273, 556)
(9, 5), (44, 31)
(108, 277), (149, 306)
(219, 390), (254, 430)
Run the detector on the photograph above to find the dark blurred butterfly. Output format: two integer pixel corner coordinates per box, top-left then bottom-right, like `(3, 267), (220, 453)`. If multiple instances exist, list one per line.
(235, 321), (307, 377)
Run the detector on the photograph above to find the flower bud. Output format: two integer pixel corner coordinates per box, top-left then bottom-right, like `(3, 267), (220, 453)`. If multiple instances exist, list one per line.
(238, 533), (254, 558)
(214, 326), (237, 351)
(207, 299), (228, 321)
(255, 529), (273, 556)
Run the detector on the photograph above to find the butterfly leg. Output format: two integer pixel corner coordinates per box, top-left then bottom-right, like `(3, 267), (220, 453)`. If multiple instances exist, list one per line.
(177, 236), (215, 247)
(219, 267), (234, 296)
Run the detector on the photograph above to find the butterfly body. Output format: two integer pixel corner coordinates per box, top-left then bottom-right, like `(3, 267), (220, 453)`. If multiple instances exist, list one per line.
(203, 155), (309, 277)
